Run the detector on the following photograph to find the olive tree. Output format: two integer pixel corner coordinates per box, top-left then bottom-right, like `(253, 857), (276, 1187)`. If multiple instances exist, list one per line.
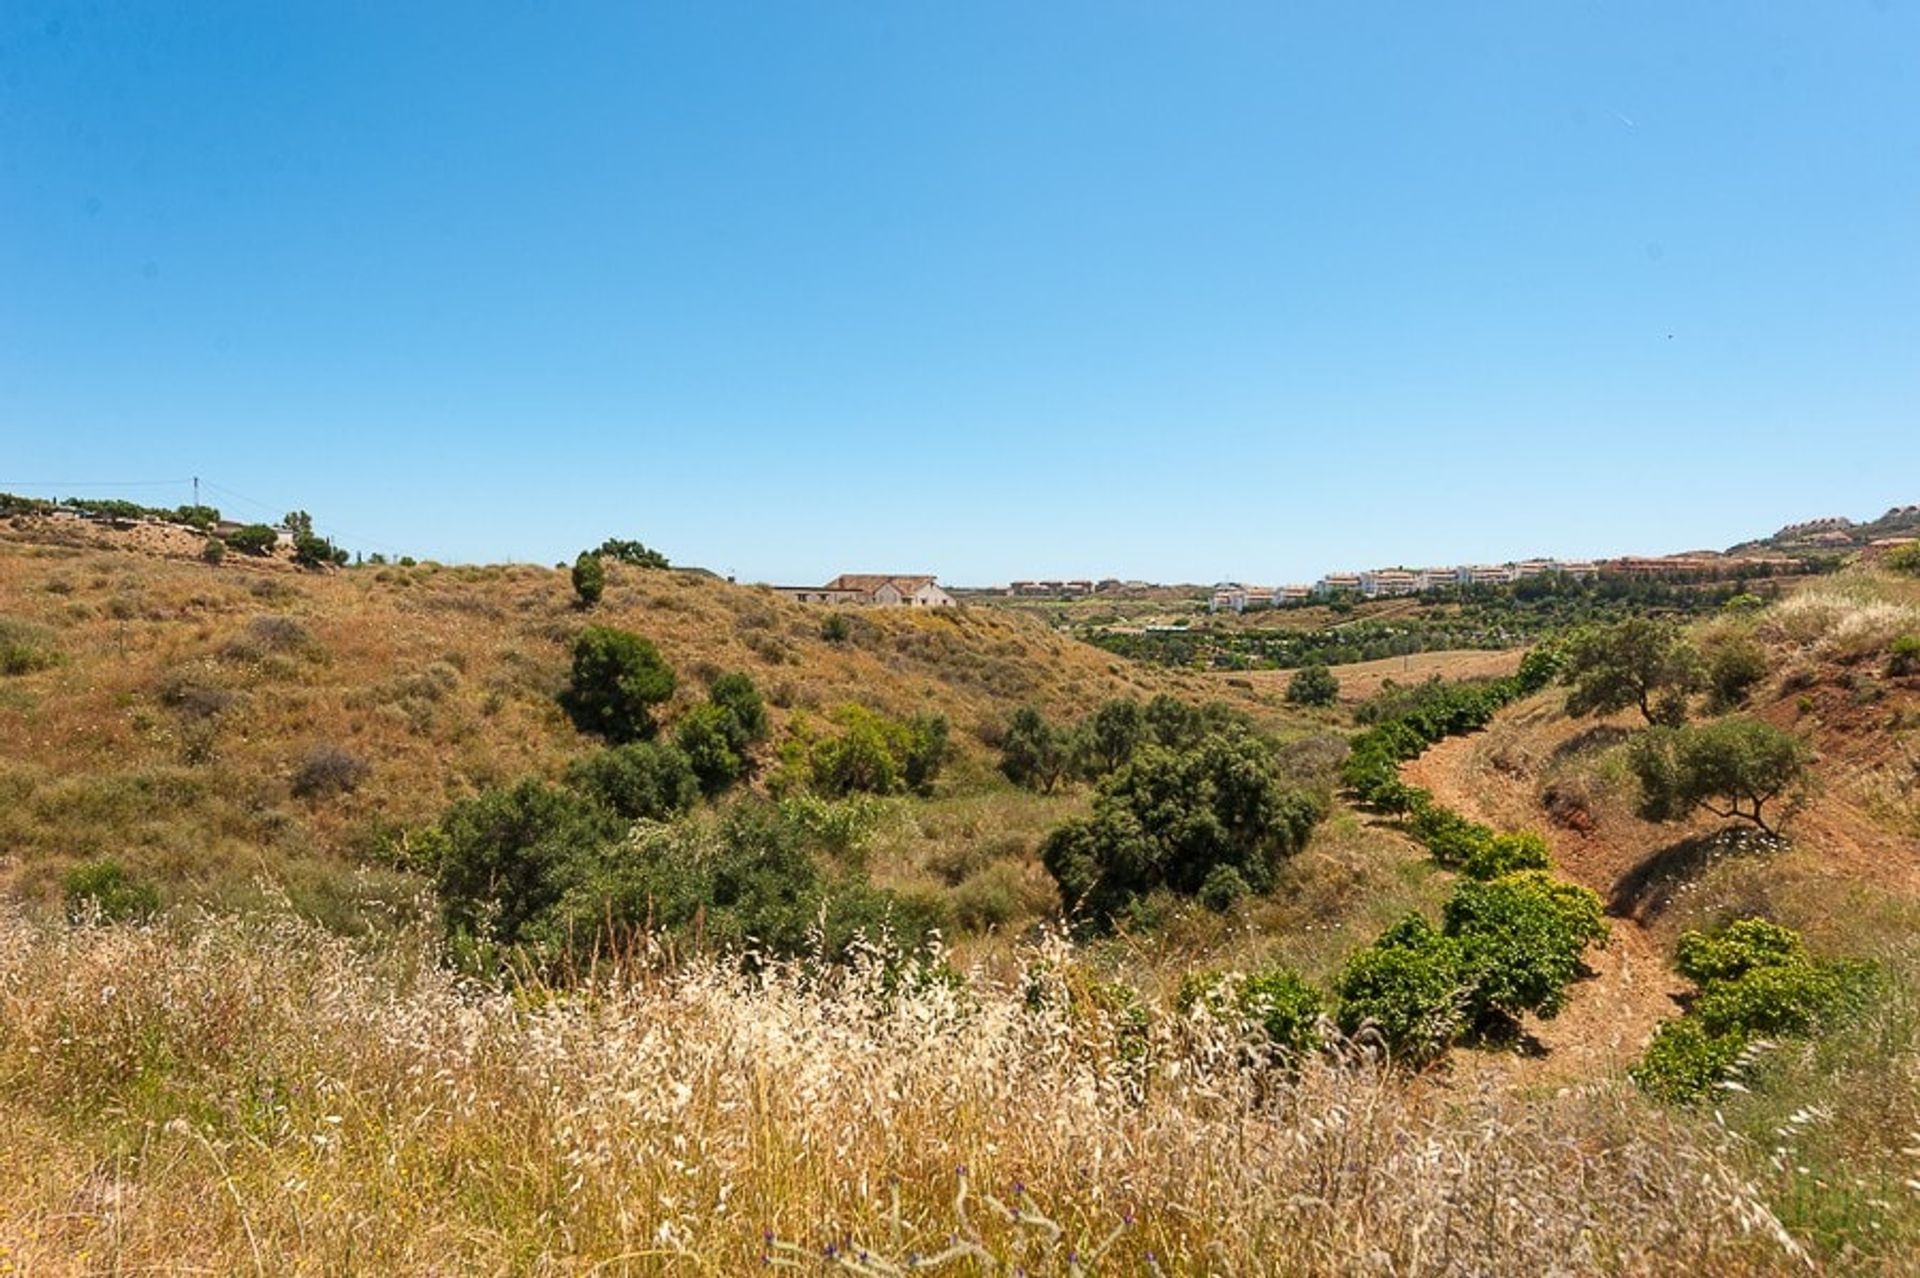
(1627, 716), (1810, 835)
(1562, 618), (1703, 725)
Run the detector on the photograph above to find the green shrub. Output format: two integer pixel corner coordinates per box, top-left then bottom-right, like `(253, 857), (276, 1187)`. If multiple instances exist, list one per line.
(1885, 542), (1920, 576)
(564, 742), (699, 821)
(1197, 864), (1250, 912)
(62, 859), (161, 924)
(434, 780), (618, 947)
(571, 552), (606, 608)
(1691, 959), (1853, 1039)
(1631, 1019), (1749, 1103)
(1441, 871), (1607, 1026)
(540, 802), (940, 964)
(1001, 706), (1069, 793)
(1459, 830), (1552, 881)
(951, 862), (1024, 932)
(790, 704), (947, 798)
(1890, 633), (1920, 677)
(1636, 918), (1870, 1104)
(292, 532), (348, 569)
(200, 537), (226, 565)
(676, 704), (745, 795)
(1334, 914), (1470, 1064)
(1284, 663), (1340, 707)
(1237, 966), (1325, 1056)
(561, 625), (677, 743)
(0, 617), (60, 676)
(1704, 634), (1770, 710)
(1041, 733), (1325, 928)
(1674, 917), (1806, 985)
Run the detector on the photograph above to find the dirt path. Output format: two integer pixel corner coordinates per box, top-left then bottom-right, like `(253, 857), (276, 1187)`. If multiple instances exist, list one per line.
(1401, 731), (1687, 1088)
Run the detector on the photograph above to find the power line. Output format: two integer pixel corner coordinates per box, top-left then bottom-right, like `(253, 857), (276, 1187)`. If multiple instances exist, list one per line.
(201, 479), (410, 556)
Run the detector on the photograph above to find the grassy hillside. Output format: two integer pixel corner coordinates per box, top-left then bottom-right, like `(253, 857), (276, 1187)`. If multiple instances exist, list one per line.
(0, 527), (1276, 924)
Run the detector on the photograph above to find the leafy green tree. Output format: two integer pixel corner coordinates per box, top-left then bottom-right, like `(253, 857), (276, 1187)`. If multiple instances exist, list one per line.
(901, 711), (949, 794)
(571, 551), (606, 608)
(1626, 716), (1811, 835)
(227, 523), (278, 556)
(677, 703), (745, 795)
(1084, 698), (1144, 774)
(561, 626), (677, 743)
(282, 510), (314, 537)
(1143, 693), (1204, 749)
(1334, 914), (1470, 1064)
(1561, 618), (1704, 725)
(596, 538), (669, 568)
(1001, 706), (1069, 793)
(709, 671), (769, 750)
(1285, 663), (1340, 707)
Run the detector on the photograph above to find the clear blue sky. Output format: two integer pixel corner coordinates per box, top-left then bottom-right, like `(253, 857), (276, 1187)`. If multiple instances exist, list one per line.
(3, 3), (1915, 584)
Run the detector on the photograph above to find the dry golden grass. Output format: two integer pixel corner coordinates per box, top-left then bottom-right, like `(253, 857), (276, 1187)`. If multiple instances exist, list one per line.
(0, 906), (1830, 1275)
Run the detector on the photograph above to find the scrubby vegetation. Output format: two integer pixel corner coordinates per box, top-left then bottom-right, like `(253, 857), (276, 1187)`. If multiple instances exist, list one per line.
(4, 524), (1920, 1271)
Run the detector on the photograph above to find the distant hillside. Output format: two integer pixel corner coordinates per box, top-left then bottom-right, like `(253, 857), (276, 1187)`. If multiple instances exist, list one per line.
(1729, 502), (1920, 556)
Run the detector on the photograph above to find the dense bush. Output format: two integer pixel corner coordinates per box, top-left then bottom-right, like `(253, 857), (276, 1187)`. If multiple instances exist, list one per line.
(435, 779), (619, 948)
(535, 803), (943, 965)
(564, 741), (700, 820)
(1336, 873), (1605, 1059)
(1635, 918), (1867, 1103)
(1041, 733), (1325, 927)
(1284, 663), (1340, 707)
(1334, 915), (1470, 1064)
(200, 537), (226, 565)
(1441, 871), (1607, 1026)
(561, 625), (677, 742)
(1885, 542), (1920, 576)
(571, 552), (606, 608)
(1703, 633), (1770, 710)
(62, 859), (161, 924)
(1633, 1019), (1749, 1104)
(1184, 965), (1326, 1058)
(1626, 716), (1810, 835)
(788, 704), (948, 798)
(227, 523), (279, 556)
(292, 532), (349, 569)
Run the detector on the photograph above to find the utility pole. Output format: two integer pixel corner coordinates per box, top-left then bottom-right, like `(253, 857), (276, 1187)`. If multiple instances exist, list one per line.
(193, 476), (199, 509)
